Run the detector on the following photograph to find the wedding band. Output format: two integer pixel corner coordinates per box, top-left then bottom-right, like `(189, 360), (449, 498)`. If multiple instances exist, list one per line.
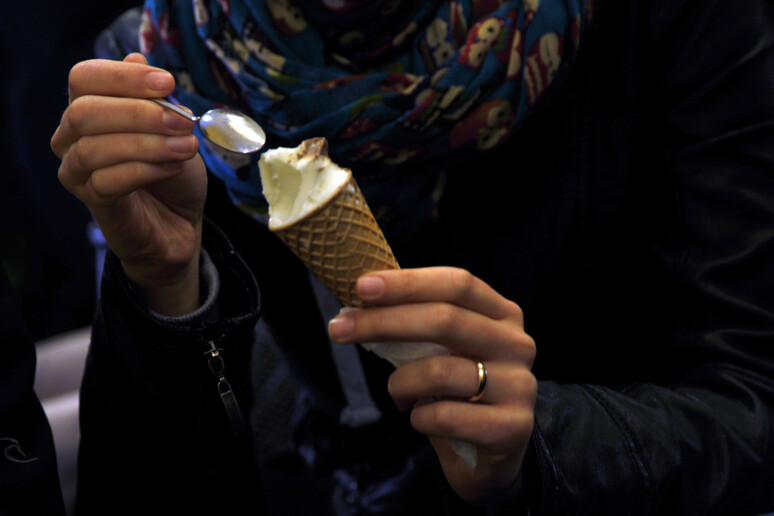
(468, 361), (487, 403)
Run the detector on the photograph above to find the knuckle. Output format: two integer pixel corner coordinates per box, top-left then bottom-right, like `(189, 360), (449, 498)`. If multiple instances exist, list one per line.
(500, 366), (536, 397)
(496, 412), (534, 446)
(415, 402), (457, 436)
(67, 62), (86, 93)
(506, 300), (524, 322)
(386, 370), (412, 410)
(515, 369), (538, 402)
(489, 406), (533, 442)
(429, 303), (460, 336)
(89, 163), (134, 200)
(502, 325), (535, 364)
(422, 356), (454, 389)
(433, 406), (458, 435)
(69, 59), (93, 78)
(445, 267), (476, 301)
(88, 171), (112, 200)
(50, 130), (63, 158)
(386, 372), (401, 399)
(66, 95), (92, 133)
(68, 60), (98, 99)
(123, 98), (152, 127)
(69, 139), (90, 172)
(56, 165), (75, 193)
(520, 334), (537, 364)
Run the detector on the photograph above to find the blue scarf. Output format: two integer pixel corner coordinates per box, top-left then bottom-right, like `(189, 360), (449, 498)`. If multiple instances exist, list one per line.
(141, 0), (590, 227)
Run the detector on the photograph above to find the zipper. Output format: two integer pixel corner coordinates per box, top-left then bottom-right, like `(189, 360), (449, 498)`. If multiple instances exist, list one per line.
(205, 339), (247, 436)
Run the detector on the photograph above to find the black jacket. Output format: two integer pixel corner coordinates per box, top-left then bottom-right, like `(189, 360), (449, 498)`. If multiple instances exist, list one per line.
(79, 0), (774, 514)
(0, 271), (65, 515)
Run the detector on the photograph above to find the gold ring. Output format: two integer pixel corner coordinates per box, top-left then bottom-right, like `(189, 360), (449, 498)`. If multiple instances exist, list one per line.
(468, 361), (487, 403)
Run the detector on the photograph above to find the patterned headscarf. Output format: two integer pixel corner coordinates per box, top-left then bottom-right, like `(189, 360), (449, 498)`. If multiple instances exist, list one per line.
(141, 0), (590, 226)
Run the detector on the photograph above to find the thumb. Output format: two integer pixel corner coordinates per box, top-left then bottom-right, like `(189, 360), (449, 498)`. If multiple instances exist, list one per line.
(124, 52), (148, 65)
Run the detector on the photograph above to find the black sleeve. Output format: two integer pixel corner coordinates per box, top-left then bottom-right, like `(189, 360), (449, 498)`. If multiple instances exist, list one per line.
(74, 219), (264, 515)
(520, 1), (774, 514)
(0, 271), (65, 515)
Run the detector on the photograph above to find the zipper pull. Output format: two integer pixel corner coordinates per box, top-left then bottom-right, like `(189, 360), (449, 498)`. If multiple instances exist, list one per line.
(206, 340), (247, 436)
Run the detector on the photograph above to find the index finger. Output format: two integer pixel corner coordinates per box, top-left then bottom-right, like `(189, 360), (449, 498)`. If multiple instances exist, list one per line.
(355, 267), (523, 322)
(68, 58), (175, 104)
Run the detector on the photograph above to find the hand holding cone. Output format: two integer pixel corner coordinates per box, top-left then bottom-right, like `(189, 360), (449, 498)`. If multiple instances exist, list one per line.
(258, 138), (480, 469)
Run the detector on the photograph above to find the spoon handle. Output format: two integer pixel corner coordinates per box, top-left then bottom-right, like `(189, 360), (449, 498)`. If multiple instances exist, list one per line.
(152, 98), (200, 122)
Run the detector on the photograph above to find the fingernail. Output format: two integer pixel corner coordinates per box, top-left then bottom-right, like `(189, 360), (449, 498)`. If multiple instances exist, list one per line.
(357, 275), (385, 299)
(146, 71), (173, 91)
(328, 315), (354, 341)
(166, 135), (196, 153)
(163, 110), (195, 130)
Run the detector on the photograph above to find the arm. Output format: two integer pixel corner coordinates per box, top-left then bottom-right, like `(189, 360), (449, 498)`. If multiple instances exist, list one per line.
(50, 54), (262, 513)
(75, 219), (262, 515)
(329, 0), (774, 513)
(525, 1), (774, 513)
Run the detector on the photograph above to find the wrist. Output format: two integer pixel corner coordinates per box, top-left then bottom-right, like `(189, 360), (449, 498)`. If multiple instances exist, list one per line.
(149, 249), (220, 324)
(122, 249), (202, 317)
(145, 265), (201, 316)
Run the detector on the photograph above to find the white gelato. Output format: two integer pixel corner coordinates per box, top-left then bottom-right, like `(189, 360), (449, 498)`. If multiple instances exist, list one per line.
(259, 138), (351, 230)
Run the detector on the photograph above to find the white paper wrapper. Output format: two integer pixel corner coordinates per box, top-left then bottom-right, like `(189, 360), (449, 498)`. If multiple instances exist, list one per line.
(343, 309), (480, 469)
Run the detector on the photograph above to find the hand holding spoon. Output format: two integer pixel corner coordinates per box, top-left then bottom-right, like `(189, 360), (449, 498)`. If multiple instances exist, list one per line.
(153, 98), (267, 154)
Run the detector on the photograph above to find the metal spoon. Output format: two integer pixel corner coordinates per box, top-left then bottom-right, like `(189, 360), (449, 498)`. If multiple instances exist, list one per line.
(153, 98), (267, 154)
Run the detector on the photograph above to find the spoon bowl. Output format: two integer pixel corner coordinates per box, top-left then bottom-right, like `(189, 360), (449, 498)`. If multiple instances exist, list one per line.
(153, 98), (266, 154)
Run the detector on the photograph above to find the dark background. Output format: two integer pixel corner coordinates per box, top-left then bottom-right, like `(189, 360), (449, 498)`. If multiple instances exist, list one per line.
(1, 1), (140, 341)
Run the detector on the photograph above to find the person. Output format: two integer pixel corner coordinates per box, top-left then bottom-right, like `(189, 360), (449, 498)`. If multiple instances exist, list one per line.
(0, 269), (66, 515)
(50, 0), (774, 514)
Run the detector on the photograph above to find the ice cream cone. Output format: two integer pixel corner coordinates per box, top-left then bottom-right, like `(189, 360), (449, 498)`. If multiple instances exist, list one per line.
(260, 139), (478, 469)
(261, 138), (399, 307)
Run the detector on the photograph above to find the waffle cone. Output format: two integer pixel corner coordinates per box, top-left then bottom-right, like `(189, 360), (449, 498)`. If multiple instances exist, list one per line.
(271, 174), (399, 308)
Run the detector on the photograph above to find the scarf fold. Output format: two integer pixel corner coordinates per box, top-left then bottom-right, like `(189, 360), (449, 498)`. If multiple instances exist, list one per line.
(141, 0), (591, 225)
